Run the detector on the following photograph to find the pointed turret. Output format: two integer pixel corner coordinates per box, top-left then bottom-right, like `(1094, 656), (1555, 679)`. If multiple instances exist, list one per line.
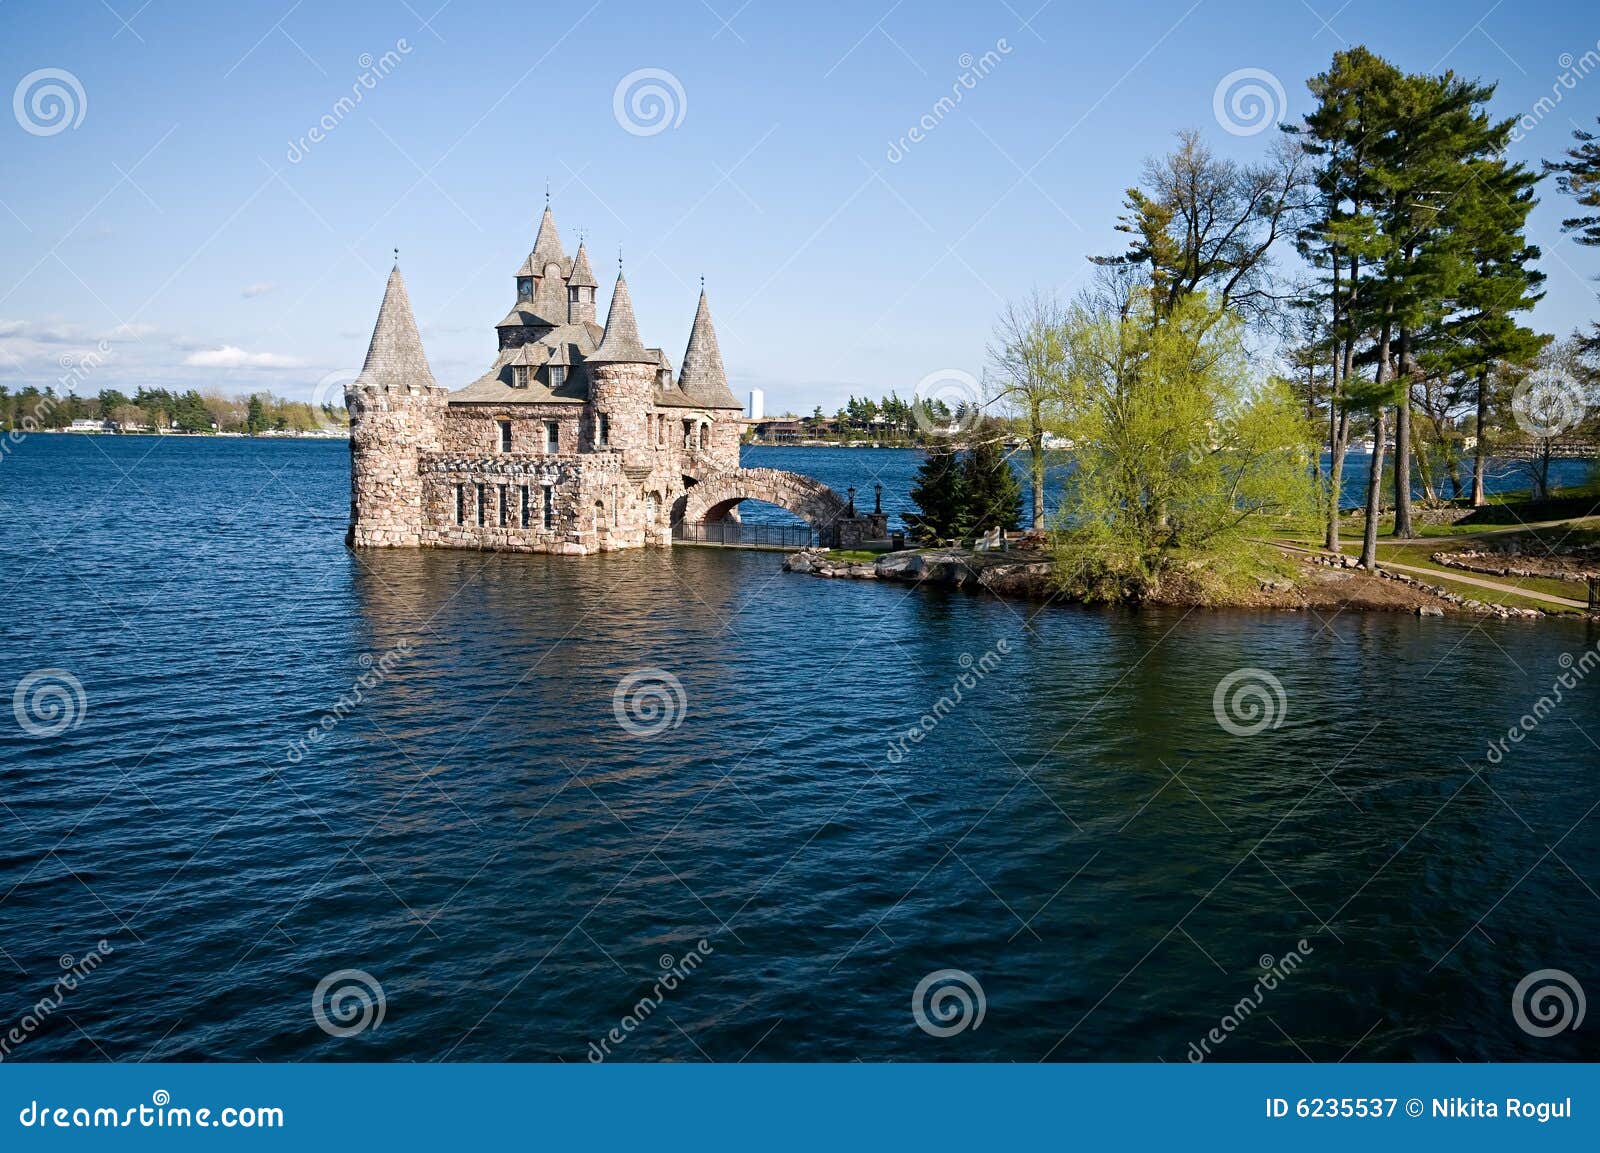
(567, 241), (598, 325)
(676, 289), (740, 408)
(357, 264), (436, 390)
(588, 270), (654, 363)
(347, 262), (443, 549)
(517, 204), (567, 277)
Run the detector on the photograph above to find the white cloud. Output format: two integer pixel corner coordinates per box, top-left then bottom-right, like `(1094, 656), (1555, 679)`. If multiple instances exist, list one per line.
(183, 345), (301, 368)
(242, 282), (276, 299)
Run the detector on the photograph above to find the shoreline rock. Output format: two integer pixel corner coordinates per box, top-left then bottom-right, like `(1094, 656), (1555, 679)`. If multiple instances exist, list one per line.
(783, 547), (1549, 619)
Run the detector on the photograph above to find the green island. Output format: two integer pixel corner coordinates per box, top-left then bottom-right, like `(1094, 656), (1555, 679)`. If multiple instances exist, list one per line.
(788, 47), (1600, 622)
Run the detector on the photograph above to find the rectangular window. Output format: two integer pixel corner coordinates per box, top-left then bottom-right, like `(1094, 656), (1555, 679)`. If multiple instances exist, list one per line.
(476, 483), (485, 526)
(456, 483), (465, 525)
(497, 419), (512, 452)
(520, 484), (530, 528)
(612, 486), (619, 526)
(544, 421), (559, 454)
(542, 485), (554, 529)
(498, 484), (508, 526)
(658, 416), (665, 446)
(597, 412), (610, 448)
(549, 365), (566, 390)
(682, 420), (693, 448)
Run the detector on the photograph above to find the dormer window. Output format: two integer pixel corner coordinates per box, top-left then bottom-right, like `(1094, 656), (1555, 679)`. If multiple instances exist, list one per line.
(549, 365), (567, 390)
(518, 278), (533, 300)
(511, 365), (530, 389)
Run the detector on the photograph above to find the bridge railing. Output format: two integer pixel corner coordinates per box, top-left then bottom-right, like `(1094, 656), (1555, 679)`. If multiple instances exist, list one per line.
(672, 521), (816, 548)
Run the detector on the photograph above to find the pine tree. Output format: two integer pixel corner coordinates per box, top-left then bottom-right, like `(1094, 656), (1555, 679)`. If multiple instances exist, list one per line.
(904, 447), (969, 543)
(962, 436), (1023, 533)
(1546, 116), (1600, 355)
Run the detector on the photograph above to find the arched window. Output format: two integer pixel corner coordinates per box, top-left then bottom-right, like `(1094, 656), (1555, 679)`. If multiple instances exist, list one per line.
(645, 491), (660, 525)
(593, 499), (604, 533)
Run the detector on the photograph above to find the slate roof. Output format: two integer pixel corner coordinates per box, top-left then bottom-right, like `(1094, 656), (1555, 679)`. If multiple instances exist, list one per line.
(356, 264), (436, 390)
(587, 271), (655, 364)
(450, 321), (600, 404)
(676, 290), (740, 409)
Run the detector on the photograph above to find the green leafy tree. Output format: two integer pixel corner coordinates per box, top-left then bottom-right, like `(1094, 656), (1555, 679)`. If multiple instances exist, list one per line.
(1052, 290), (1317, 598)
(246, 394), (266, 435)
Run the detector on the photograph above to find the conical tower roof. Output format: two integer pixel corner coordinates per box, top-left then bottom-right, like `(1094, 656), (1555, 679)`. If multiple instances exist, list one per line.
(677, 289), (740, 408)
(516, 204), (567, 277)
(356, 264), (436, 389)
(588, 271), (654, 363)
(568, 241), (597, 288)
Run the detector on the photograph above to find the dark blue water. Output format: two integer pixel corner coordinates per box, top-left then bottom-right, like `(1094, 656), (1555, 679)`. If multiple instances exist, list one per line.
(742, 445), (1594, 529)
(1, 435), (1597, 1062)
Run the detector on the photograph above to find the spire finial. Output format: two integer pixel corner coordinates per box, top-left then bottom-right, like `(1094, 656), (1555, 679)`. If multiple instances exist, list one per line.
(700, 274), (705, 291)
(544, 179), (550, 207)
(393, 246), (399, 264)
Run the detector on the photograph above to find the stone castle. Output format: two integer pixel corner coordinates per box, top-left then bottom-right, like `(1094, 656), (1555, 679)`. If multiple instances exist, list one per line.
(345, 204), (883, 553)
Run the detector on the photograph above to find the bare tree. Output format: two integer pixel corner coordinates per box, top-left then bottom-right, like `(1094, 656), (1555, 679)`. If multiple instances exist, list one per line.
(988, 288), (1067, 531)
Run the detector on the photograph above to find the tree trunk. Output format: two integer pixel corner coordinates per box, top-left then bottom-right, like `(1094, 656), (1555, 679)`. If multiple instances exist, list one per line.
(1360, 408), (1386, 570)
(1030, 431), (1045, 531)
(1471, 368), (1490, 507)
(1324, 249), (1351, 554)
(1360, 314), (1393, 570)
(1414, 433), (1437, 503)
(1395, 321), (1420, 537)
(1392, 370), (1413, 537)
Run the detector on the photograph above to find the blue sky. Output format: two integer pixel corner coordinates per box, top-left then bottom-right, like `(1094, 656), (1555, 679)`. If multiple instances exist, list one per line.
(2, 0), (1597, 415)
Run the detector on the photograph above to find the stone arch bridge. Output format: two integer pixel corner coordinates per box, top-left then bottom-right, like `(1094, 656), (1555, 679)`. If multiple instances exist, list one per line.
(675, 467), (883, 546)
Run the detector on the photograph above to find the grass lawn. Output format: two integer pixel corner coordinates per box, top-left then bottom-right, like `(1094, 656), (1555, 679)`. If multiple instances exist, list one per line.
(1324, 540), (1587, 613)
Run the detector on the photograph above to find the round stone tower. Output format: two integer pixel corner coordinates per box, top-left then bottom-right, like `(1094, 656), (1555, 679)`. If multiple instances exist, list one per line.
(585, 269), (658, 472)
(347, 264), (446, 548)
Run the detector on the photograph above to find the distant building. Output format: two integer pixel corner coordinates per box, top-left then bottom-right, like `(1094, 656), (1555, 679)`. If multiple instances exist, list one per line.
(68, 418), (111, 433)
(746, 389), (764, 420)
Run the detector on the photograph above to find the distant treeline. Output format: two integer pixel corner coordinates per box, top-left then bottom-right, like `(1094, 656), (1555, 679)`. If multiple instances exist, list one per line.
(0, 387), (344, 434)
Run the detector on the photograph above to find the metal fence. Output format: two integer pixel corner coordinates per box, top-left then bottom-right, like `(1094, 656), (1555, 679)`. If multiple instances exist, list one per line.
(672, 521), (815, 548)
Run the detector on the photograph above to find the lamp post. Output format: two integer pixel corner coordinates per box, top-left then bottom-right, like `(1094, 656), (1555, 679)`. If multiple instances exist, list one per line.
(873, 483), (882, 515)
(846, 486), (856, 516)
